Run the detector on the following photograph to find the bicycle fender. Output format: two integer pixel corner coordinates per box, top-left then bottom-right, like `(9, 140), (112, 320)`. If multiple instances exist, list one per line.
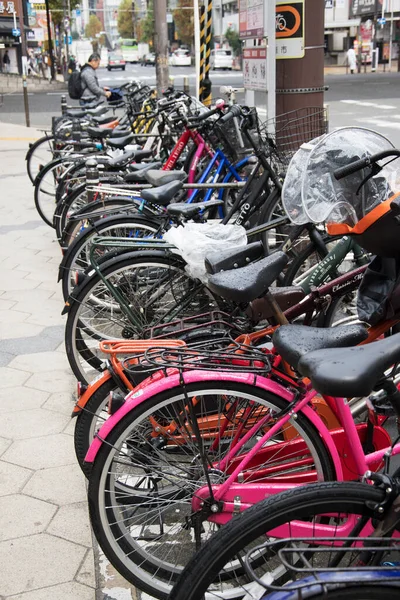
(84, 370), (299, 464)
(71, 370), (113, 417)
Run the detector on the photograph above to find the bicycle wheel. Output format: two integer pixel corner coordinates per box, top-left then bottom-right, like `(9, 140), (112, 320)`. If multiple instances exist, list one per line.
(259, 188), (290, 255)
(88, 379), (334, 599)
(169, 481), (387, 600)
(34, 157), (72, 227)
(65, 251), (221, 383)
(26, 135), (56, 183)
(61, 214), (161, 300)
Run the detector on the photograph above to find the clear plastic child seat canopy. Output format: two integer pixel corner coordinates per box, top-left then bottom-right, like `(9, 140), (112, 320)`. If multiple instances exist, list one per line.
(282, 127), (397, 227)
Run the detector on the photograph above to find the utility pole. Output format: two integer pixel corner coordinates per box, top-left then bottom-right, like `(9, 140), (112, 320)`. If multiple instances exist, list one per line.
(14, 0), (30, 126)
(153, 0), (169, 95)
(45, 0), (56, 81)
(276, 0), (324, 115)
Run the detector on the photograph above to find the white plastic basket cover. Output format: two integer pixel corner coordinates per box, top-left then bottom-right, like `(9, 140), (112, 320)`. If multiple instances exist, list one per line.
(282, 127), (396, 227)
(281, 134), (326, 224)
(164, 222), (247, 283)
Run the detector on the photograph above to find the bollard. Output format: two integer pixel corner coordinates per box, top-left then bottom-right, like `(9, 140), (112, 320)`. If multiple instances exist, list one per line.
(85, 158), (99, 203)
(169, 76), (175, 90)
(22, 75), (30, 128)
(183, 76), (190, 94)
(61, 94), (67, 115)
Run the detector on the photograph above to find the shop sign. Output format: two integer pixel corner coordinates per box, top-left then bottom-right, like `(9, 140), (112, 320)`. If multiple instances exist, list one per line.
(0, 1), (15, 16)
(276, 0), (305, 59)
(239, 0), (264, 39)
(349, 0), (377, 18)
(243, 47), (267, 90)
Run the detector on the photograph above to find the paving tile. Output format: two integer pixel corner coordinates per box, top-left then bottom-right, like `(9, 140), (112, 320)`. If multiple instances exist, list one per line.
(0, 309), (31, 324)
(0, 350), (13, 367)
(0, 494), (57, 541)
(0, 334), (59, 355)
(0, 408), (69, 439)
(0, 278), (39, 292)
(0, 268), (30, 280)
(24, 370), (76, 394)
(0, 367), (30, 389)
(42, 392), (74, 416)
(0, 297), (16, 310)
(0, 387), (49, 413)
(1, 289), (55, 303)
(0, 322), (44, 340)
(62, 418), (76, 436)
(8, 351), (70, 374)
(7, 581), (95, 600)
(25, 311), (65, 327)
(0, 436), (12, 458)
(2, 433), (76, 469)
(0, 460), (31, 496)
(47, 501), (92, 547)
(0, 533), (86, 596)
(23, 463), (86, 505)
(76, 548), (96, 588)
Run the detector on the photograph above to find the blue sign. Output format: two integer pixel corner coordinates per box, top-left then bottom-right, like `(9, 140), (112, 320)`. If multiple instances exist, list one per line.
(63, 35), (72, 44)
(75, 9), (81, 16)
(12, 28), (20, 37)
(378, 17), (386, 25)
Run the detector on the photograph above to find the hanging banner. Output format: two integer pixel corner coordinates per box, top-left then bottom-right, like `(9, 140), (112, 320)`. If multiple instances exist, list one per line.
(276, 0), (305, 59)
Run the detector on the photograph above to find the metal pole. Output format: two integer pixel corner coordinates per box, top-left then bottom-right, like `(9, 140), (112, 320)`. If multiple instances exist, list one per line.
(154, 0), (169, 95)
(194, 0), (201, 100)
(389, 0), (393, 71)
(265, 0), (276, 124)
(14, 0), (30, 126)
(220, 0), (223, 46)
(199, 3), (206, 99)
(202, 0), (212, 106)
(45, 0), (56, 81)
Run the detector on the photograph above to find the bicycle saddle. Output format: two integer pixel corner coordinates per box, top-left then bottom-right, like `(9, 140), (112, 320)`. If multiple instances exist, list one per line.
(92, 115), (116, 125)
(167, 199), (223, 219)
(124, 163), (162, 182)
(110, 128), (132, 137)
(106, 150), (137, 168)
(273, 324), (368, 371)
(107, 134), (134, 149)
(205, 242), (264, 274)
(127, 162), (162, 172)
(141, 180), (184, 206)
(297, 331), (400, 397)
(207, 252), (289, 304)
(144, 170), (187, 187)
(87, 126), (113, 139)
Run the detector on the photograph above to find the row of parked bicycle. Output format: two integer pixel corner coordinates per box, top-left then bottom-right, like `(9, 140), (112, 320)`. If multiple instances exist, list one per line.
(27, 79), (400, 599)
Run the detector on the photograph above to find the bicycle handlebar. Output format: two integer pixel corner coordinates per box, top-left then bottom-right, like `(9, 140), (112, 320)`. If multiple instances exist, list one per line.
(334, 149), (400, 180)
(219, 104), (242, 124)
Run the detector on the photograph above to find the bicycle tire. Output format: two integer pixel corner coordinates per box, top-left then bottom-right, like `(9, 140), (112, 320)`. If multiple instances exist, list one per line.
(88, 380), (335, 599)
(283, 235), (343, 287)
(34, 156), (72, 227)
(259, 188), (287, 255)
(297, 586), (400, 600)
(60, 214), (160, 299)
(64, 250), (221, 383)
(26, 134), (55, 183)
(169, 481), (386, 600)
(74, 377), (116, 477)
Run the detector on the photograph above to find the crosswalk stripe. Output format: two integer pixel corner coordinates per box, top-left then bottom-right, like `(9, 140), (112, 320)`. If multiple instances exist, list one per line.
(341, 99), (396, 110)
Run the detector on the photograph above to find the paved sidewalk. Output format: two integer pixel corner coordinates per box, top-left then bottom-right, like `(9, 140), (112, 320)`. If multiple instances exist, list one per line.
(0, 122), (139, 600)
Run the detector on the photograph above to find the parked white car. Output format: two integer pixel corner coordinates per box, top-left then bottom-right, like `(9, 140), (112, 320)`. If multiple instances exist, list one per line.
(169, 48), (191, 67)
(210, 49), (233, 70)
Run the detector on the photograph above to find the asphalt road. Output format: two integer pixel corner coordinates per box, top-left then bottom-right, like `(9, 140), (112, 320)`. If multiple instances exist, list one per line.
(3, 64), (400, 146)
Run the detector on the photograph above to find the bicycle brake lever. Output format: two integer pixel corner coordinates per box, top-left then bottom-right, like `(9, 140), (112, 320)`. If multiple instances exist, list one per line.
(356, 162), (383, 195)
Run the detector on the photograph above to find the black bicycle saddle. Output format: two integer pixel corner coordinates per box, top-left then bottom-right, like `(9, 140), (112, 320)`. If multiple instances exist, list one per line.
(298, 331), (400, 397)
(167, 199), (223, 219)
(145, 170), (187, 187)
(141, 180), (184, 206)
(205, 242), (264, 275)
(107, 134), (134, 149)
(273, 324), (368, 371)
(207, 252), (289, 304)
(86, 126), (113, 139)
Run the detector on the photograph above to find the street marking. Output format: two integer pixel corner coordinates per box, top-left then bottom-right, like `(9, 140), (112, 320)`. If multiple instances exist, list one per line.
(341, 99), (396, 110)
(46, 92), (67, 95)
(355, 117), (400, 129)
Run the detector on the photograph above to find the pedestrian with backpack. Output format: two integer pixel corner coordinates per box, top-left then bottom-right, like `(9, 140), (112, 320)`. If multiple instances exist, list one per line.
(68, 53), (111, 105)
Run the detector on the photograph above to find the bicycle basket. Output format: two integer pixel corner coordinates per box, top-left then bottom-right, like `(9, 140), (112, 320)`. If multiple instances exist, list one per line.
(244, 536), (400, 595)
(256, 106), (328, 172)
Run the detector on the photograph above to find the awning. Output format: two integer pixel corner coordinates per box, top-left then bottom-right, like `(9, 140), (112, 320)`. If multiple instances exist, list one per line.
(0, 17), (20, 34)
(325, 18), (361, 29)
